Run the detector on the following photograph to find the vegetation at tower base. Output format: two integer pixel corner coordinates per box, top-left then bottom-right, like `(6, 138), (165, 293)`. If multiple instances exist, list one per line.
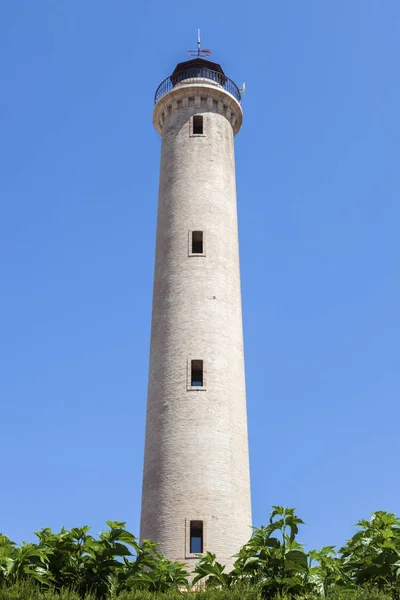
(1, 509), (400, 600)
(0, 522), (188, 598)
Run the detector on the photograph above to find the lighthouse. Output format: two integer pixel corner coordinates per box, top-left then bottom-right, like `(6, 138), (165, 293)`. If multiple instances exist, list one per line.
(140, 44), (252, 571)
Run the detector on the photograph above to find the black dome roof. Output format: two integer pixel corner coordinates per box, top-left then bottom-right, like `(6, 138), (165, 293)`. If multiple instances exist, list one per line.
(171, 58), (227, 86)
(172, 57), (225, 76)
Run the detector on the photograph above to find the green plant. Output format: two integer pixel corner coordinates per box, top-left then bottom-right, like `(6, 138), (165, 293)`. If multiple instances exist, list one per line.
(193, 552), (235, 588)
(3, 507), (400, 600)
(0, 534), (52, 587)
(193, 506), (308, 599)
(0, 523), (189, 599)
(340, 511), (400, 599)
(307, 546), (345, 597)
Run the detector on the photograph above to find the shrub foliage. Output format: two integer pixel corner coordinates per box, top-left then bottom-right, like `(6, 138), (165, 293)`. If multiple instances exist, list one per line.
(1, 507), (400, 599)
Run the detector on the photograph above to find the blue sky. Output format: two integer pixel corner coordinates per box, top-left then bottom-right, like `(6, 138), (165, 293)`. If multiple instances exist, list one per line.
(1, 0), (399, 554)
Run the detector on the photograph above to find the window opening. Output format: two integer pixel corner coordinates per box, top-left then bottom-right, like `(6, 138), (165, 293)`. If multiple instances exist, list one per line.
(193, 115), (203, 135)
(192, 231), (203, 254)
(191, 360), (203, 387)
(190, 520), (203, 553)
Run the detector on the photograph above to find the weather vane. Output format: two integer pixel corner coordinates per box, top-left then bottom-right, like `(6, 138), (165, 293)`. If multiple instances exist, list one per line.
(188, 29), (211, 58)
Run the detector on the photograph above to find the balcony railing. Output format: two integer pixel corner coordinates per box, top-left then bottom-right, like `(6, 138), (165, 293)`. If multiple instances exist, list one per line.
(154, 68), (241, 105)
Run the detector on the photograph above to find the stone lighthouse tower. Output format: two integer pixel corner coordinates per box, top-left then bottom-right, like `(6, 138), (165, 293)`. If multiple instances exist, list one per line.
(140, 50), (252, 571)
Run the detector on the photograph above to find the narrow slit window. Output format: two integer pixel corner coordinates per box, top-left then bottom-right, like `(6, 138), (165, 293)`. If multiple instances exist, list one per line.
(193, 115), (203, 135)
(191, 360), (203, 387)
(190, 520), (203, 553)
(192, 231), (203, 254)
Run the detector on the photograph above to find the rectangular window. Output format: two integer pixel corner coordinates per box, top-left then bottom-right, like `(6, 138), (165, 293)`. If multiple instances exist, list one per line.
(188, 230), (206, 257)
(190, 521), (203, 553)
(191, 360), (203, 387)
(193, 115), (203, 135)
(191, 231), (203, 254)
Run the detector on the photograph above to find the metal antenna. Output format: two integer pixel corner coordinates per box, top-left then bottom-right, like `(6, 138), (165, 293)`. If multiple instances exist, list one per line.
(188, 29), (211, 58)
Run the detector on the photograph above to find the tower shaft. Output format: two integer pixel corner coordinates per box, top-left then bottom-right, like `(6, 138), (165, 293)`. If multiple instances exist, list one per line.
(140, 67), (251, 570)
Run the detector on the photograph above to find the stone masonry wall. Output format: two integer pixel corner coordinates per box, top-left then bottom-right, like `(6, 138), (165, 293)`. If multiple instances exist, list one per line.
(140, 82), (252, 572)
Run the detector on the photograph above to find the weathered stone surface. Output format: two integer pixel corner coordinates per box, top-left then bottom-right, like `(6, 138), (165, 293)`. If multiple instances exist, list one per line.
(140, 79), (251, 572)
